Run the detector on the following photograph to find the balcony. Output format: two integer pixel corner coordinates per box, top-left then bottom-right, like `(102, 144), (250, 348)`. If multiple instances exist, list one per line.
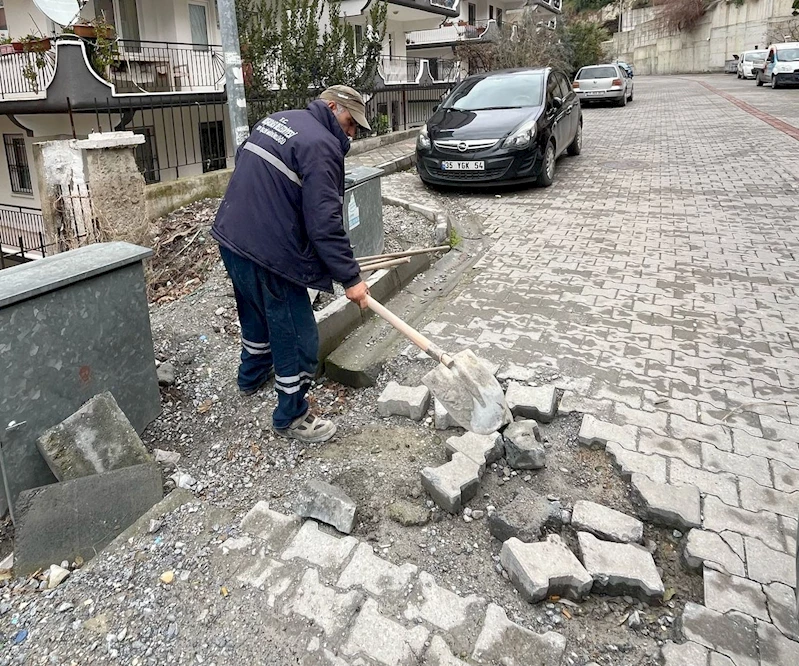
(0, 43), (56, 100)
(406, 19), (500, 48)
(0, 204), (46, 259)
(531, 0), (563, 13)
(377, 55), (461, 84)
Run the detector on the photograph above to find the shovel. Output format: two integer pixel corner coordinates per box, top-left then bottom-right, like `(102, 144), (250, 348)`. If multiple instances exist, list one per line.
(366, 296), (510, 435)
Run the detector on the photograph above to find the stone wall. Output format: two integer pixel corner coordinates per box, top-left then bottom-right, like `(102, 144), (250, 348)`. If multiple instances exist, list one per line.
(607, 0), (795, 75)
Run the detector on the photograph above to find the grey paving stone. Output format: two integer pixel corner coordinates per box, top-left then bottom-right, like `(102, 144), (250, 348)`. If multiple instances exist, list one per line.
(420, 452), (482, 514)
(763, 581), (799, 641)
(240, 501), (302, 552)
(280, 520), (358, 571)
(343, 598), (428, 666)
(702, 566), (769, 621)
(637, 429), (702, 467)
(500, 535), (593, 603)
(679, 602), (758, 666)
(738, 476), (799, 518)
(285, 568), (364, 638)
(471, 603), (565, 666)
(631, 473), (701, 530)
(234, 550), (298, 608)
(488, 488), (559, 543)
(606, 442), (668, 483)
(659, 641), (709, 666)
(700, 442), (772, 487)
(558, 392), (614, 419)
(757, 619), (799, 666)
(336, 542), (417, 598)
(744, 536), (797, 587)
(423, 636), (469, 666)
(702, 496), (786, 553)
(505, 382), (557, 422)
(578, 414), (638, 450)
(772, 460), (799, 493)
(294, 479), (357, 534)
(577, 531), (664, 603)
(14, 463), (162, 575)
(444, 431), (504, 471)
(434, 398), (458, 431)
(36, 391), (152, 481)
(502, 420), (546, 470)
(571, 500), (644, 544)
(682, 529), (746, 577)
(669, 459), (739, 507)
(377, 382), (431, 421)
(732, 430), (799, 469)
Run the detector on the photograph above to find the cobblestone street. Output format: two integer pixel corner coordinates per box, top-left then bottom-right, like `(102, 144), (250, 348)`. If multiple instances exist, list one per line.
(392, 75), (799, 664)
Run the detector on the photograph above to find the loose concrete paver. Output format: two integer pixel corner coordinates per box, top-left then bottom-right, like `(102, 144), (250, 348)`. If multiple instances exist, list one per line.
(377, 382), (431, 421)
(420, 452), (482, 514)
(631, 473), (701, 530)
(682, 529), (746, 577)
(294, 479), (358, 534)
(280, 520), (358, 571)
(488, 488), (558, 543)
(444, 431), (504, 470)
(571, 500), (643, 543)
(286, 569), (364, 638)
(337, 542), (417, 599)
(505, 382), (557, 422)
(240, 500), (302, 552)
(343, 598), (428, 666)
(502, 420), (546, 469)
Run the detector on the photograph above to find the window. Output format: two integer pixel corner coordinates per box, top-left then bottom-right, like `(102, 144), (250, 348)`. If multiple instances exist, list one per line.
(546, 73), (558, 105)
(96, 0), (141, 41)
(489, 5), (494, 19)
(496, 8), (503, 26)
(189, 3), (210, 51)
(354, 25), (363, 55)
(199, 121), (226, 173)
(0, 0), (8, 36)
(556, 73), (571, 99)
(3, 134), (33, 195)
(468, 3), (476, 25)
(132, 127), (160, 184)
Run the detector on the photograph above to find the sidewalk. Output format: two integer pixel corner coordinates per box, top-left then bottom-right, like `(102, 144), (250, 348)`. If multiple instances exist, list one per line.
(346, 137), (416, 175)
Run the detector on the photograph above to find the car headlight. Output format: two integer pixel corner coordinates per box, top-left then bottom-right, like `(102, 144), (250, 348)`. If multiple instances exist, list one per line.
(417, 125), (431, 150)
(503, 120), (536, 150)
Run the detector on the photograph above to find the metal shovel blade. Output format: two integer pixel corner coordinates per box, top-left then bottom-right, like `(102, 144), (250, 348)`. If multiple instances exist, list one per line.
(422, 349), (510, 435)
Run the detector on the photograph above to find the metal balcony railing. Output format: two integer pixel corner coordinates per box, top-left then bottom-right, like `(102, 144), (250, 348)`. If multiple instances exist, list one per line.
(106, 40), (225, 94)
(406, 19), (499, 47)
(532, 0), (563, 12)
(0, 42), (56, 99)
(376, 56), (461, 84)
(429, 0), (461, 11)
(0, 203), (46, 254)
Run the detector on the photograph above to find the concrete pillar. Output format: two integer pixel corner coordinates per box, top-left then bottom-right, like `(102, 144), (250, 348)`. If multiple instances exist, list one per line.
(32, 132), (147, 252)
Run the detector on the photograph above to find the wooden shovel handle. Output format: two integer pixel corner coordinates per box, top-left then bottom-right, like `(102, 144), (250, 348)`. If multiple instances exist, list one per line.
(366, 296), (453, 367)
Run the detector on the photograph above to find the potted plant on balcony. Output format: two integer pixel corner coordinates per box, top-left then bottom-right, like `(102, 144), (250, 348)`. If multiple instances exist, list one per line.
(66, 18), (115, 40)
(1, 33), (52, 55)
(63, 17), (117, 81)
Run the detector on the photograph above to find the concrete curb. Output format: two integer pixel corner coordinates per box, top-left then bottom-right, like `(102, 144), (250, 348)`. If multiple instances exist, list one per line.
(383, 195), (452, 245)
(373, 152), (417, 177)
(347, 128), (419, 157)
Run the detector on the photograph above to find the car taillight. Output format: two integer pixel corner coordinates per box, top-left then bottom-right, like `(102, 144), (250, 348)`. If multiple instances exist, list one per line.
(572, 81), (580, 88)
(612, 78), (622, 86)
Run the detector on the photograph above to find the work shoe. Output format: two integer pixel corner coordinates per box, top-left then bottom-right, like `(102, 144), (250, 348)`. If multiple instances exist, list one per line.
(275, 412), (337, 443)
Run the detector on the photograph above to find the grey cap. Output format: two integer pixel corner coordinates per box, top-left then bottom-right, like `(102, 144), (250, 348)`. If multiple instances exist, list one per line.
(320, 85), (371, 131)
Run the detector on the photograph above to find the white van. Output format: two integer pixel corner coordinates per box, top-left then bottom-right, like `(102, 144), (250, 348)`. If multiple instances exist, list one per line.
(737, 49), (768, 79)
(756, 42), (799, 88)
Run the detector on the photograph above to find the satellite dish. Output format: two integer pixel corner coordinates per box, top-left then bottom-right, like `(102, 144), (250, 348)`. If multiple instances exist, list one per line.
(32, 0), (83, 27)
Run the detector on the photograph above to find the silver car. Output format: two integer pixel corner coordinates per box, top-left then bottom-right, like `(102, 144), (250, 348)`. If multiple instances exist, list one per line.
(573, 64), (634, 107)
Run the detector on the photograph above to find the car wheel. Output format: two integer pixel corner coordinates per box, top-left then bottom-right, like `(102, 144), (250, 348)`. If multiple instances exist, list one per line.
(628, 89), (634, 102)
(567, 121), (583, 156)
(771, 75), (779, 89)
(618, 93), (627, 107)
(756, 75), (764, 86)
(737, 72), (742, 79)
(536, 141), (556, 187)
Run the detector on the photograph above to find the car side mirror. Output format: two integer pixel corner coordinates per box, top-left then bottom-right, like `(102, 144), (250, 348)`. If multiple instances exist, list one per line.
(552, 97), (563, 109)
(432, 104), (439, 112)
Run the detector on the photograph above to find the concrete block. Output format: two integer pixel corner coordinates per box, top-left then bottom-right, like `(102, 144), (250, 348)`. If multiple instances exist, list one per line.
(13, 462), (162, 575)
(280, 520), (357, 571)
(472, 603), (566, 666)
(606, 442), (668, 483)
(240, 501), (302, 551)
(571, 500), (644, 544)
(444, 431), (504, 471)
(744, 537), (796, 587)
(377, 382), (430, 421)
(682, 529), (746, 577)
(500, 535), (593, 603)
(36, 391), (152, 481)
(488, 488), (559, 543)
(285, 568), (364, 639)
(420, 452), (482, 514)
(505, 382), (557, 422)
(703, 566), (769, 621)
(659, 641), (709, 666)
(631, 473), (701, 530)
(762, 581), (799, 641)
(337, 542), (417, 597)
(342, 598), (428, 666)
(579, 414), (637, 450)
(502, 420), (545, 470)
(577, 532), (664, 603)
(294, 479), (357, 534)
(424, 636), (469, 666)
(434, 399), (458, 430)
(758, 620), (799, 666)
(404, 571), (485, 633)
(680, 602), (758, 666)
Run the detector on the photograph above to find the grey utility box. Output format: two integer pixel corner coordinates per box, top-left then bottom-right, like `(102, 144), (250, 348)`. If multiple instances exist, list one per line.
(343, 166), (384, 259)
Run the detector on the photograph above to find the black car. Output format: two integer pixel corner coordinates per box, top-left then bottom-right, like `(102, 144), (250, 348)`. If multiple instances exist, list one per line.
(416, 67), (582, 188)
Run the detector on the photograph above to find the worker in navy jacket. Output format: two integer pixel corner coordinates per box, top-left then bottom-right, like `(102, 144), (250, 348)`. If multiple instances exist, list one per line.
(211, 85), (371, 443)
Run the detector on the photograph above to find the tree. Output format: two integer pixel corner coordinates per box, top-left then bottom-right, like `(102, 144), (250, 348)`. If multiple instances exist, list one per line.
(564, 20), (610, 73)
(236, 0), (387, 120)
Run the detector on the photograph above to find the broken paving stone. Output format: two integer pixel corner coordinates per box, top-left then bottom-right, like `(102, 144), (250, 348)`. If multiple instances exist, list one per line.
(631, 473), (701, 530)
(46, 564), (70, 589)
(404, 571), (485, 634)
(578, 414), (637, 450)
(488, 488), (560, 543)
(377, 382), (431, 421)
(577, 532), (665, 603)
(424, 636), (469, 666)
(659, 641), (710, 666)
(500, 535), (593, 603)
(682, 529), (746, 577)
(703, 566), (769, 622)
(286, 569), (364, 639)
(434, 399), (458, 430)
(343, 598), (429, 666)
(679, 601), (758, 666)
(571, 500), (644, 544)
(281, 520), (358, 571)
(36, 391), (153, 481)
(502, 420), (545, 470)
(445, 431), (504, 471)
(294, 479), (357, 534)
(387, 501), (430, 527)
(505, 382), (557, 422)
(156, 362), (176, 386)
(420, 452), (482, 514)
(337, 542), (417, 597)
(472, 603), (566, 666)
(240, 501), (302, 552)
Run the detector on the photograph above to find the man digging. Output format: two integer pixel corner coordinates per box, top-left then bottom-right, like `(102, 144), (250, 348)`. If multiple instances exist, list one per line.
(211, 85), (371, 444)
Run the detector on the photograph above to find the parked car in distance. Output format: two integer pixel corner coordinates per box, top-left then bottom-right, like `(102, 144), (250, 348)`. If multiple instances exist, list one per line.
(616, 61), (634, 78)
(738, 50), (768, 79)
(573, 64), (633, 106)
(756, 42), (799, 88)
(415, 68), (582, 188)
